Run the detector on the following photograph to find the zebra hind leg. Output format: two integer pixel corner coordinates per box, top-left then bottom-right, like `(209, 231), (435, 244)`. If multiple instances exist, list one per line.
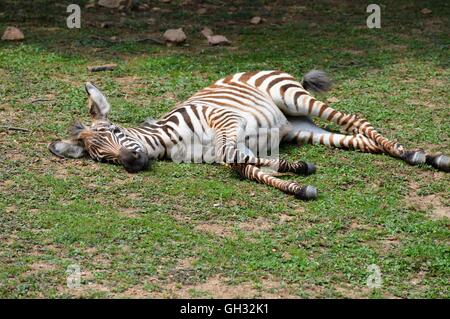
(285, 99), (447, 171)
(426, 152), (450, 172)
(264, 71), (447, 171)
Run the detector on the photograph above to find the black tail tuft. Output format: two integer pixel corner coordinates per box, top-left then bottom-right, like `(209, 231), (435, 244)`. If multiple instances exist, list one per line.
(302, 70), (332, 93)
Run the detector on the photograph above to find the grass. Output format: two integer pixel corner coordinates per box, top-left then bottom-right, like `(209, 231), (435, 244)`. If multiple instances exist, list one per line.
(0, 0), (449, 298)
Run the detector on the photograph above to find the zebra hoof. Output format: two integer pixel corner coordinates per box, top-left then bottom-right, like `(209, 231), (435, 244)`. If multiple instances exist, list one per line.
(293, 162), (316, 175)
(295, 185), (318, 200)
(403, 150), (426, 166)
(426, 154), (450, 172)
(305, 162), (316, 175)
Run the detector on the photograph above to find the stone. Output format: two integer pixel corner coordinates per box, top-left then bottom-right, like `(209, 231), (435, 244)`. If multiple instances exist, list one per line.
(138, 4), (149, 11)
(207, 35), (231, 46)
(163, 28), (187, 45)
(85, 2), (96, 9)
(201, 27), (214, 38)
(250, 16), (262, 25)
(1, 27), (24, 41)
(98, 0), (122, 9)
(100, 21), (114, 28)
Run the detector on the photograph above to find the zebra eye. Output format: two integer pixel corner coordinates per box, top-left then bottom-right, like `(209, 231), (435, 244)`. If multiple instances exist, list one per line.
(112, 127), (121, 134)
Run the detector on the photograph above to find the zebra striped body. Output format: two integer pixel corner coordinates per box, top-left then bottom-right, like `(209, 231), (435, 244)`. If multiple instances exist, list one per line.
(125, 71), (294, 163)
(49, 70), (450, 200)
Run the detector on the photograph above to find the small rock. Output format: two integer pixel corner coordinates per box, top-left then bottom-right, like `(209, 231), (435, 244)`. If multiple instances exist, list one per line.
(201, 27), (214, 38)
(207, 35), (231, 46)
(98, 0), (122, 9)
(85, 2), (96, 9)
(1, 27), (24, 41)
(327, 97), (340, 103)
(152, 7), (161, 12)
(100, 21), (114, 28)
(163, 28), (187, 45)
(197, 8), (207, 15)
(420, 8), (432, 14)
(138, 4), (149, 11)
(250, 16), (262, 25)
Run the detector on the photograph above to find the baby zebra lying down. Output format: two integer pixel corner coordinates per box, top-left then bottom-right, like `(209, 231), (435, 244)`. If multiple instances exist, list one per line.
(49, 70), (449, 200)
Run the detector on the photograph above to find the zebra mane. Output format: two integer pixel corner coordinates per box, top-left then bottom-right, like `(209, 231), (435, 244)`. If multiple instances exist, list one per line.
(70, 121), (87, 137)
(140, 117), (157, 126)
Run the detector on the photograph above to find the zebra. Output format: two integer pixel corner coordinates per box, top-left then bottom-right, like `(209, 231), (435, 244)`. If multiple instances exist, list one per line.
(49, 70), (449, 200)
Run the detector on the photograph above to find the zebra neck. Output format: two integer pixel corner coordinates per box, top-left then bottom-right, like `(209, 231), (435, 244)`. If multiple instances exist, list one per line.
(125, 124), (171, 159)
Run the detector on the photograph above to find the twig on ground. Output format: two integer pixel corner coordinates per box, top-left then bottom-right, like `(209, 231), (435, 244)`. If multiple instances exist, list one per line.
(89, 35), (164, 45)
(87, 64), (118, 72)
(30, 98), (53, 104)
(0, 125), (30, 132)
(134, 37), (165, 45)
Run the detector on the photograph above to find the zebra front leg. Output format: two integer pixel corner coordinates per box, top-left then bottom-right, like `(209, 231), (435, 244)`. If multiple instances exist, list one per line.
(230, 164), (318, 200)
(214, 124), (316, 175)
(242, 154), (317, 176)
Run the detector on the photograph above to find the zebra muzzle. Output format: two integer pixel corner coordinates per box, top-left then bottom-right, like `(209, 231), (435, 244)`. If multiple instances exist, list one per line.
(120, 148), (150, 173)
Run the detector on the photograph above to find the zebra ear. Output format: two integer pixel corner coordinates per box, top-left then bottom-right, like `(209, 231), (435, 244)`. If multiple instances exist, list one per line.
(48, 122), (90, 159)
(85, 82), (111, 120)
(48, 140), (86, 159)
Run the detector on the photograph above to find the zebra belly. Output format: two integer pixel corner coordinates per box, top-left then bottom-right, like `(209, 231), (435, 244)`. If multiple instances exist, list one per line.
(286, 116), (330, 134)
(240, 112), (289, 159)
(166, 128), (217, 164)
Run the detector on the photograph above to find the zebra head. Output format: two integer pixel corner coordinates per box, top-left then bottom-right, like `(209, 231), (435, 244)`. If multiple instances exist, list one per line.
(48, 82), (150, 173)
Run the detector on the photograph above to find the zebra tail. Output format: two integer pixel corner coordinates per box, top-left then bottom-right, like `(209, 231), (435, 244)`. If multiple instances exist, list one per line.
(301, 70), (332, 93)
